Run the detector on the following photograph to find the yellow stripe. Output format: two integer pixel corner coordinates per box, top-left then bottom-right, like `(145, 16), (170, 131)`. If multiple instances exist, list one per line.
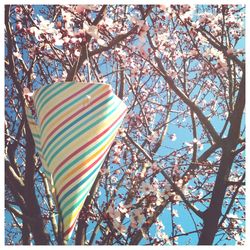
(62, 172), (98, 233)
(48, 107), (121, 169)
(37, 83), (84, 119)
(57, 132), (117, 207)
(45, 98), (116, 165)
(42, 94), (115, 154)
(28, 121), (37, 126)
(59, 132), (114, 184)
(40, 85), (108, 140)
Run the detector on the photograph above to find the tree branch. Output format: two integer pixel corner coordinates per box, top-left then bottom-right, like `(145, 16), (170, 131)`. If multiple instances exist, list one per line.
(155, 56), (221, 145)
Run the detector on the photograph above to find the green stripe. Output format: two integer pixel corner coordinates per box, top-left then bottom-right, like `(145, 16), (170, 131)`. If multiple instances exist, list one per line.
(43, 95), (115, 160)
(47, 102), (119, 166)
(60, 160), (101, 210)
(36, 82), (75, 118)
(27, 114), (35, 120)
(53, 115), (123, 185)
(36, 146), (42, 152)
(40, 84), (101, 136)
(31, 132), (40, 139)
(35, 82), (62, 110)
(35, 81), (67, 110)
(32, 133), (40, 139)
(61, 165), (100, 218)
(34, 138), (40, 147)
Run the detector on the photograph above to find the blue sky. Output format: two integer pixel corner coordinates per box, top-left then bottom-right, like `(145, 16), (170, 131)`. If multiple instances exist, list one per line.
(3, 4), (246, 246)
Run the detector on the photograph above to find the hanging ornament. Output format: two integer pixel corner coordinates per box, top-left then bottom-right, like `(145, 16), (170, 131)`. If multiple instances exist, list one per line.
(25, 81), (127, 241)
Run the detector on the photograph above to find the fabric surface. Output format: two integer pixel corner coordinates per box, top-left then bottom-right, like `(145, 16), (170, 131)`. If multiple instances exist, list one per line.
(25, 81), (127, 241)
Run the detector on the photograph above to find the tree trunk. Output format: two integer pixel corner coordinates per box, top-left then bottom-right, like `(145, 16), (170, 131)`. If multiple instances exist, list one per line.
(199, 65), (245, 245)
(198, 148), (234, 244)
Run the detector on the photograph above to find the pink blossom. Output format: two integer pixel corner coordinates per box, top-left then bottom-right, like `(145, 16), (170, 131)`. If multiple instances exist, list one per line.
(125, 169), (132, 175)
(112, 156), (120, 164)
(107, 204), (121, 222)
(113, 146), (122, 156)
(113, 220), (127, 235)
(129, 16), (144, 28)
(75, 5), (86, 14)
(139, 46), (148, 58)
(74, 49), (81, 57)
(146, 205), (155, 214)
(13, 51), (22, 60)
(97, 38), (106, 46)
(155, 191), (164, 206)
(61, 10), (73, 28)
(76, 5), (97, 12)
(152, 162), (160, 172)
(157, 231), (169, 243)
(180, 5), (196, 21)
(53, 33), (63, 46)
(169, 70), (177, 79)
(37, 15), (55, 34)
(172, 209), (179, 217)
(217, 55), (228, 68)
(30, 16), (57, 42)
(138, 24), (150, 42)
(63, 36), (70, 44)
(82, 22), (99, 40)
(111, 175), (118, 184)
(197, 141), (203, 150)
(147, 132), (158, 142)
(192, 138), (203, 150)
(118, 128), (126, 137)
(15, 6), (22, 14)
(176, 179), (183, 188)
(118, 204), (127, 214)
(140, 182), (154, 194)
(176, 224), (185, 233)
(87, 25), (99, 40)
(193, 138), (198, 143)
(170, 133), (177, 141)
(130, 208), (145, 228)
(227, 47), (235, 55)
(16, 21), (22, 30)
(70, 37), (78, 44)
(23, 88), (33, 97)
(190, 48), (199, 57)
(185, 142), (193, 154)
(100, 17), (114, 28)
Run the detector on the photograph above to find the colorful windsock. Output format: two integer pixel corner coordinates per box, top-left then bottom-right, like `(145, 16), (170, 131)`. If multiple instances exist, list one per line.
(25, 81), (127, 241)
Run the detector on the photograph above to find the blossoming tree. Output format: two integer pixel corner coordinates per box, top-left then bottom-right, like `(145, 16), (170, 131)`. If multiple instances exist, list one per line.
(5, 4), (245, 245)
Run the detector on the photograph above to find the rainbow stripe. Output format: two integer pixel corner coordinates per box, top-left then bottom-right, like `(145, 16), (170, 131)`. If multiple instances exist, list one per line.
(25, 82), (127, 242)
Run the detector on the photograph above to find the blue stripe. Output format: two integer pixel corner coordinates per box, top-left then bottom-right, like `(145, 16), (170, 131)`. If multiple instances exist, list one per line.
(53, 114), (123, 185)
(40, 84), (101, 136)
(43, 95), (114, 158)
(59, 160), (102, 211)
(35, 81), (72, 110)
(36, 82), (75, 118)
(35, 82), (64, 109)
(46, 100), (118, 166)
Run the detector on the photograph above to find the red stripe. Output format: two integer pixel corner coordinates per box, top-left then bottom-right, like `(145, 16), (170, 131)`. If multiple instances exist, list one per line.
(53, 109), (127, 176)
(57, 145), (110, 199)
(41, 89), (112, 149)
(40, 84), (92, 126)
(64, 219), (77, 238)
